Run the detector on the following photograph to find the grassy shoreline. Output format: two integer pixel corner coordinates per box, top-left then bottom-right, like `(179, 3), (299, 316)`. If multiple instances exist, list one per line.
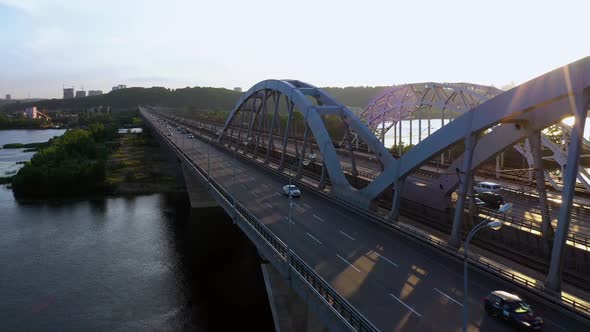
(105, 129), (183, 195)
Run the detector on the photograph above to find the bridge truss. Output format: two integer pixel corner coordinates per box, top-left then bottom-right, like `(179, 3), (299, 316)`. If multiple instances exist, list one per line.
(216, 58), (590, 293)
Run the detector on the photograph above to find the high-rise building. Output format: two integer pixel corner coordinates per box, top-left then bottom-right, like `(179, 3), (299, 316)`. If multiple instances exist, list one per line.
(112, 84), (127, 91)
(75, 90), (87, 98)
(88, 90), (103, 96)
(63, 88), (74, 99)
(233, 87), (242, 93)
(5, 94), (10, 100)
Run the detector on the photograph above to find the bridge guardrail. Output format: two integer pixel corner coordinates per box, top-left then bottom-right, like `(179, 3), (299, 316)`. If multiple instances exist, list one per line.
(481, 202), (590, 251)
(150, 109), (590, 320)
(144, 110), (379, 332)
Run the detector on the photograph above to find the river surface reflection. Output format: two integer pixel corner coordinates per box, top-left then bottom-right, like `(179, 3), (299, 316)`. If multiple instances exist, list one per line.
(0, 128), (272, 331)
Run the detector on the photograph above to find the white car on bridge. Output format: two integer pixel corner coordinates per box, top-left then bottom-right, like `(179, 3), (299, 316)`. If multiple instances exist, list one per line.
(474, 181), (502, 194)
(282, 185), (301, 198)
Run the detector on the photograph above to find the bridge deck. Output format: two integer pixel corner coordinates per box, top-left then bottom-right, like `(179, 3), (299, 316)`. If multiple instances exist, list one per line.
(144, 109), (589, 332)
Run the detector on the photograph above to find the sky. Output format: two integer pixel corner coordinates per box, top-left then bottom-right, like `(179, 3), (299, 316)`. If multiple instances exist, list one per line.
(0, 0), (589, 99)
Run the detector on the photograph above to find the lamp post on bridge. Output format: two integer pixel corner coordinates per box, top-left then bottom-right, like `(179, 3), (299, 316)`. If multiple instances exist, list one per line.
(462, 203), (512, 332)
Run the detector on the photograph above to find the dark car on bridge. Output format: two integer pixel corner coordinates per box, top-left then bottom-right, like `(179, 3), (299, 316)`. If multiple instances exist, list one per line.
(476, 192), (504, 209)
(484, 290), (543, 330)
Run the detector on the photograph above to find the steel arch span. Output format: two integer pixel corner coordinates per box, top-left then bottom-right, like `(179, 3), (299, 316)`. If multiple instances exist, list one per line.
(217, 79), (395, 208)
(361, 82), (503, 143)
(217, 58), (590, 210)
(364, 81), (590, 198)
(410, 60), (590, 209)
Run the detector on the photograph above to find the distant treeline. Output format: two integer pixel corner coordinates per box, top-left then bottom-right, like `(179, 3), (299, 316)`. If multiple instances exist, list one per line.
(1, 85), (396, 114)
(322, 86), (390, 108)
(1, 87), (242, 113)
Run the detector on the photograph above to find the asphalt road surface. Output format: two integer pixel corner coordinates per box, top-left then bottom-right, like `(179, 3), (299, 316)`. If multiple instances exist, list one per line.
(145, 110), (589, 332)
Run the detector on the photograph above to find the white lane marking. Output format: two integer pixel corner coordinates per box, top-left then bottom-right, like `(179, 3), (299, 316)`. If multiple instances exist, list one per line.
(336, 254), (361, 272)
(291, 201), (301, 208)
(374, 252), (398, 267)
(274, 192), (281, 196)
(250, 176), (255, 181)
(265, 202), (272, 208)
(262, 184), (269, 189)
(389, 294), (422, 318)
(433, 288), (463, 307)
(283, 216), (295, 225)
(240, 184), (247, 189)
(313, 214), (325, 222)
(339, 230), (355, 241)
(306, 233), (322, 244)
(251, 192), (258, 197)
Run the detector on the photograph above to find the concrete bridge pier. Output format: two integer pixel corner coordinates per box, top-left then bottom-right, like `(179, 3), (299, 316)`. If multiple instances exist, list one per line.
(261, 261), (328, 332)
(181, 162), (218, 213)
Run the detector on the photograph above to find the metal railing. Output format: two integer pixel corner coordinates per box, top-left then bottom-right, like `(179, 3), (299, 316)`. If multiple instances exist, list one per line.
(143, 110), (379, 332)
(147, 109), (590, 320)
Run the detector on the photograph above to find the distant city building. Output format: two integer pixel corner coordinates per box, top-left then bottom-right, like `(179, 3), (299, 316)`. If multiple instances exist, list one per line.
(23, 107), (50, 120)
(111, 84), (127, 91)
(233, 87), (242, 93)
(75, 90), (87, 98)
(25, 107), (38, 119)
(5, 94), (11, 100)
(63, 88), (74, 99)
(88, 90), (103, 96)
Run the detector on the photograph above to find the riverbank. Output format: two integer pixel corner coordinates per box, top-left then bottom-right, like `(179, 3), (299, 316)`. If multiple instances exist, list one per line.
(105, 129), (184, 195)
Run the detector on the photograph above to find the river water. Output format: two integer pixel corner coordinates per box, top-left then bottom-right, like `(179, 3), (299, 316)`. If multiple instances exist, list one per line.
(0, 130), (273, 331)
(0, 129), (66, 177)
(381, 118), (590, 148)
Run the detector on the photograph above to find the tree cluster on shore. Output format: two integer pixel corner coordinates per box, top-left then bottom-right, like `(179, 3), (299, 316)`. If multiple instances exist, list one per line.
(11, 124), (118, 197)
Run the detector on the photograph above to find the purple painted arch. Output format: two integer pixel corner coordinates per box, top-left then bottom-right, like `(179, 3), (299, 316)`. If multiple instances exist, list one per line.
(361, 82), (503, 138)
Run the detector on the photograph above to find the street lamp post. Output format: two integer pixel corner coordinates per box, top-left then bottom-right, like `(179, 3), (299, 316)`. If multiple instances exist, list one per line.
(462, 203), (512, 332)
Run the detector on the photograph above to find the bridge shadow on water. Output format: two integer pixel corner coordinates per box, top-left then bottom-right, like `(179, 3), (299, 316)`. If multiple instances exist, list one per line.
(160, 193), (274, 332)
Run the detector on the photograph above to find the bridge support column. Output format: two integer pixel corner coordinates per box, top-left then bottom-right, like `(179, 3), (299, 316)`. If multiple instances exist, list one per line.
(529, 131), (552, 239)
(545, 90), (589, 293)
(318, 163), (327, 190)
(449, 133), (477, 248)
(388, 178), (405, 222)
(261, 262), (328, 332)
(467, 174), (476, 224)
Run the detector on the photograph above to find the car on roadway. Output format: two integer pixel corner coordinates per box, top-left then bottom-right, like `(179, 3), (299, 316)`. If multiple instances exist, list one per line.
(282, 185), (301, 198)
(476, 192), (504, 209)
(484, 290), (543, 330)
(187, 134), (194, 139)
(474, 181), (502, 194)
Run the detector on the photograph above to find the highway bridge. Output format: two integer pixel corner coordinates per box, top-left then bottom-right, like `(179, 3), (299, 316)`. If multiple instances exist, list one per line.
(139, 57), (590, 331)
